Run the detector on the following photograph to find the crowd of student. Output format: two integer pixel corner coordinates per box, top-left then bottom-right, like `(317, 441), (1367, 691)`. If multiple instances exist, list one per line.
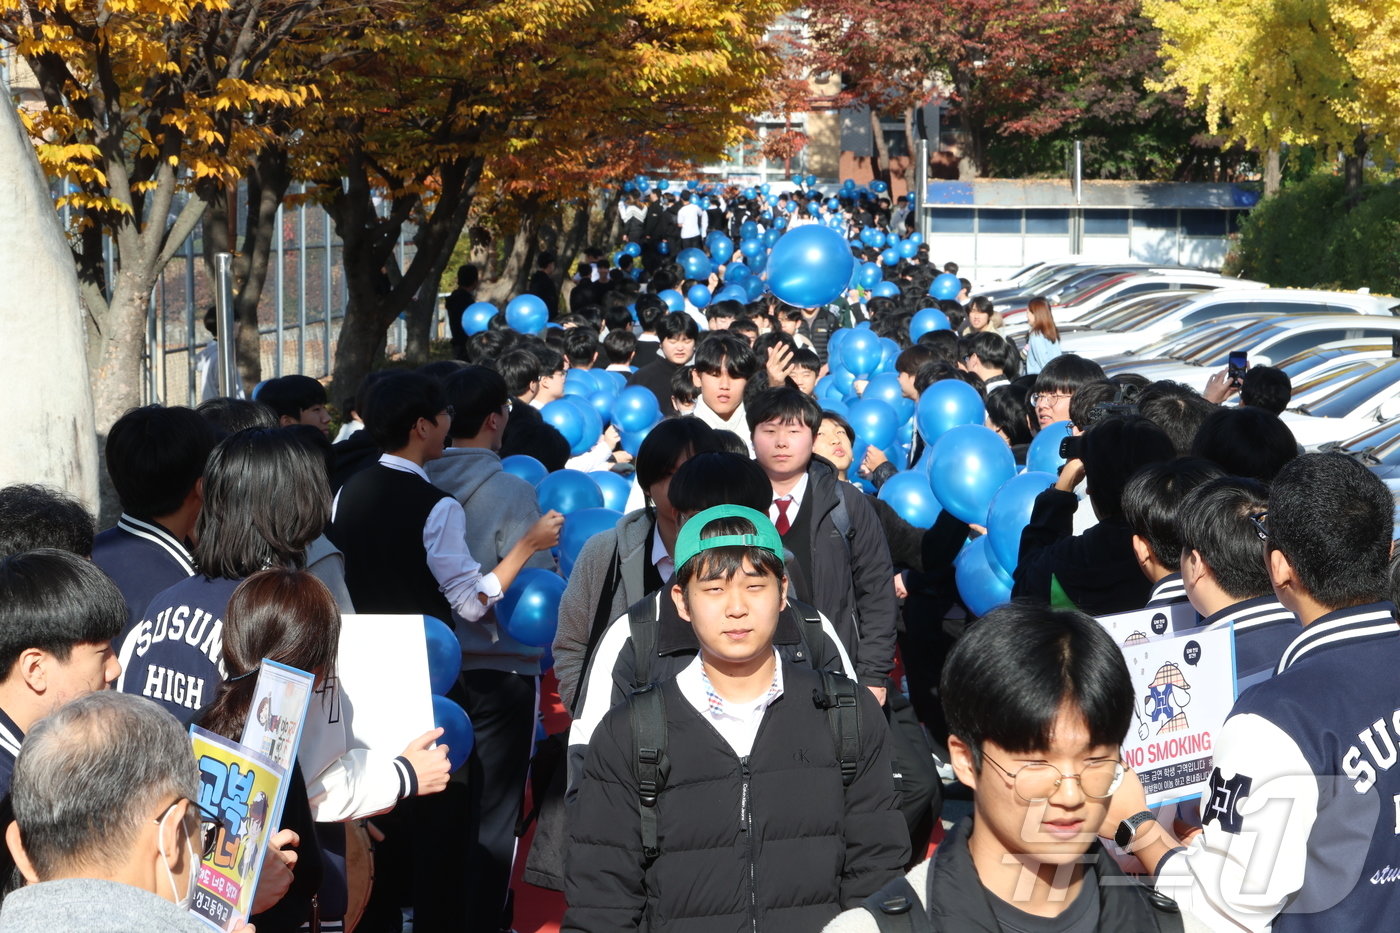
(0, 181), (1396, 933)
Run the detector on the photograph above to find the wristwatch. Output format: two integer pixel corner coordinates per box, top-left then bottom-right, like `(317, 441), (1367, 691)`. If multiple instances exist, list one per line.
(1115, 810), (1156, 850)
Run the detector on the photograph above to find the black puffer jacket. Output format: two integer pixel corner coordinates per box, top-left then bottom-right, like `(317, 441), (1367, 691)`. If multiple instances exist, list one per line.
(564, 664), (910, 933)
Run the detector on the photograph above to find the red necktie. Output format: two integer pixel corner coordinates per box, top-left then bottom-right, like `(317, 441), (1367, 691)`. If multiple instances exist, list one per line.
(774, 497), (792, 535)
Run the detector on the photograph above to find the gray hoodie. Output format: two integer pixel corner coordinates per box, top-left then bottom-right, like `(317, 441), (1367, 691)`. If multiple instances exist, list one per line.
(0, 878), (209, 932)
(426, 447), (559, 675)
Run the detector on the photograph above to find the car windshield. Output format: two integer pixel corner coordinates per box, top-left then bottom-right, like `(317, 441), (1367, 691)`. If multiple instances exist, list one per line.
(1324, 418), (1400, 459)
(1058, 274), (1133, 307)
(1091, 295), (1194, 331)
(1288, 362), (1381, 404)
(1273, 345), (1384, 377)
(1114, 319), (1239, 359)
(1169, 320), (1282, 362)
(1298, 362), (1400, 417)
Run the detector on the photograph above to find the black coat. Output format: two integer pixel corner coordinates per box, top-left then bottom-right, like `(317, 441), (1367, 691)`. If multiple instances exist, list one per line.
(564, 664), (909, 933)
(1011, 488), (1151, 615)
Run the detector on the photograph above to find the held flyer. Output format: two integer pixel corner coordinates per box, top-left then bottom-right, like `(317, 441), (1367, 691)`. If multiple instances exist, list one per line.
(239, 659), (315, 831)
(189, 726), (287, 932)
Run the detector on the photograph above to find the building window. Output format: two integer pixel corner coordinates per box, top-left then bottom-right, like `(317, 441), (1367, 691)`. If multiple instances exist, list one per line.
(978, 210), (1022, 235)
(1084, 210), (1130, 235)
(1024, 209), (1070, 235)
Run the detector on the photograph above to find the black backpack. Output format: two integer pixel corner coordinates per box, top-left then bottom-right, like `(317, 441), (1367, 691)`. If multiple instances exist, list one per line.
(860, 875), (933, 933)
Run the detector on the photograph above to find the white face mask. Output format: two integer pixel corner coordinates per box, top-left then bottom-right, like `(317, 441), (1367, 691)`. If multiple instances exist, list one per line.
(157, 804), (199, 910)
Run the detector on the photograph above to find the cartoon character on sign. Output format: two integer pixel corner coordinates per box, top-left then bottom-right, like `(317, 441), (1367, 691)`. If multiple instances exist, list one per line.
(236, 792), (269, 880)
(197, 756), (256, 871)
(1144, 662), (1192, 735)
(1122, 633), (1151, 739)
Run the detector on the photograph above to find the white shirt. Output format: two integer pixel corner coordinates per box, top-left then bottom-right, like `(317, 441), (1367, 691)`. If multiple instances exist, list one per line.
(768, 472), (810, 529)
(677, 202), (707, 239)
(691, 397), (755, 456)
(332, 454), (502, 622)
(650, 525), (673, 582)
(675, 651), (784, 758)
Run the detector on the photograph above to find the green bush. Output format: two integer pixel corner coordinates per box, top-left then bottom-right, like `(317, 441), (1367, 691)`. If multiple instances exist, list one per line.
(1233, 173), (1348, 288)
(1325, 184), (1400, 296)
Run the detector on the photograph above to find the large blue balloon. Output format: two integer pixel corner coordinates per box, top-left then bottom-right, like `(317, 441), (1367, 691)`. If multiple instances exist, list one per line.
(708, 234), (734, 264)
(536, 469), (605, 515)
(501, 454), (547, 486)
(762, 228), (781, 247)
(929, 273), (962, 301)
(657, 289), (685, 312)
(910, 307), (951, 341)
(740, 220), (759, 239)
(500, 569), (567, 647)
(623, 241), (642, 257)
(541, 399), (587, 449)
(725, 262), (752, 284)
(559, 507), (623, 577)
(916, 380), (986, 446)
(857, 262), (883, 290)
(423, 616), (459, 695)
(563, 368), (599, 398)
(897, 239), (918, 259)
(461, 301), (497, 336)
(432, 695), (474, 771)
(875, 337), (901, 373)
(878, 471), (941, 528)
(1028, 420), (1072, 476)
(743, 275), (767, 301)
(586, 390), (615, 425)
(740, 237), (764, 261)
(862, 372), (904, 409)
(847, 398), (899, 449)
(839, 329), (881, 378)
(766, 225), (856, 310)
(561, 395), (603, 456)
(872, 281), (901, 299)
(590, 470), (633, 512)
(986, 471), (1057, 574)
(505, 294), (548, 332)
(611, 386), (662, 433)
(880, 248), (899, 267)
(713, 284), (748, 304)
(954, 536), (1014, 617)
(927, 425), (1018, 525)
(687, 284), (712, 309)
(677, 248), (712, 280)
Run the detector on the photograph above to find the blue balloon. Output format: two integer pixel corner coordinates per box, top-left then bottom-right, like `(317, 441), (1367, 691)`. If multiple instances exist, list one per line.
(916, 380), (986, 446)
(871, 180), (890, 194)
(461, 301), (497, 336)
(677, 247), (712, 280)
(590, 470), (633, 512)
(860, 227), (882, 247)
(501, 569), (566, 647)
(743, 275), (767, 301)
(559, 507), (623, 577)
(563, 368), (599, 398)
(708, 234), (734, 264)
(987, 471), (1056, 574)
(910, 307), (951, 341)
(897, 240), (918, 259)
(586, 389), (615, 425)
(1028, 420), (1072, 475)
(929, 273), (961, 301)
(741, 189), (756, 202)
(596, 369), (627, 393)
(541, 399), (587, 449)
(746, 247), (768, 274)
(857, 262), (883, 290)
(431, 695), (474, 771)
(862, 371), (904, 409)
(687, 284), (712, 309)
(740, 220), (759, 239)
(624, 242), (642, 257)
(740, 237), (764, 261)
(928, 425), (1018, 525)
(657, 179), (670, 190)
(827, 327), (852, 359)
(839, 329), (881, 378)
(820, 398), (849, 420)
(878, 471), (941, 528)
(657, 240), (670, 255)
(954, 536), (1014, 617)
(536, 469), (605, 515)
(611, 386), (662, 433)
(908, 232), (924, 246)
(876, 337), (901, 373)
(501, 454), (547, 486)
(828, 362), (856, 395)
(713, 284), (748, 304)
(805, 173), (818, 187)
(880, 248), (899, 267)
(725, 262), (752, 283)
(847, 398), (899, 449)
(766, 225), (855, 310)
(505, 294), (548, 333)
(561, 395), (603, 455)
(621, 422), (654, 457)
(423, 616), (459, 695)
(657, 289), (685, 312)
(762, 228), (781, 247)
(872, 281), (901, 299)
(843, 177), (856, 189)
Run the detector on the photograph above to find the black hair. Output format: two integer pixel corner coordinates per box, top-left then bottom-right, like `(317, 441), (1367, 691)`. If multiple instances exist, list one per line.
(537, 250), (557, 269)
(656, 312), (700, 342)
(444, 366), (508, 440)
(676, 514), (786, 591)
(0, 549), (125, 676)
(196, 398), (278, 438)
(1268, 453), (1393, 609)
(790, 348), (821, 373)
(497, 349), (542, 398)
(363, 371), (447, 452)
(195, 428), (332, 579)
(985, 385), (1034, 445)
(417, 359), (469, 386)
(455, 264), (479, 289)
(1080, 415), (1176, 521)
(256, 375), (328, 420)
(1033, 354), (1106, 397)
(707, 300), (743, 322)
(471, 328), (517, 362)
(353, 370), (395, 421)
(913, 360), (964, 395)
(563, 328), (601, 369)
(917, 329), (960, 364)
(602, 329), (637, 365)
(636, 294), (667, 332)
(602, 305), (634, 335)
(729, 319), (759, 341)
(965, 331), (1020, 378)
(1177, 477), (1273, 601)
(0, 485), (96, 559)
(668, 452), (773, 514)
(104, 405), (218, 520)
(1067, 381), (1118, 431)
(634, 417), (720, 495)
(1240, 366), (1292, 415)
(746, 386), (822, 435)
(693, 333), (758, 379)
(1136, 382), (1217, 455)
(1121, 458), (1225, 570)
(941, 603), (1133, 762)
(1190, 407), (1298, 483)
(820, 410), (855, 444)
(670, 366), (699, 405)
(895, 344), (936, 376)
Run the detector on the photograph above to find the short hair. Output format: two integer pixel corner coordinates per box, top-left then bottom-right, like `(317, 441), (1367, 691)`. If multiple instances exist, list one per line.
(362, 371), (447, 451)
(456, 264), (479, 289)
(537, 250), (557, 269)
(444, 366), (508, 440)
(707, 300), (743, 322)
(1137, 383), (1217, 455)
(668, 452), (773, 515)
(676, 513), (785, 592)
(1067, 382), (1119, 432)
(497, 349), (542, 398)
(1241, 366), (1292, 414)
(1190, 407), (1298, 483)
(746, 386), (823, 435)
(656, 312), (700, 342)
(710, 429), (751, 456)
(12, 692), (198, 879)
(531, 346), (566, 376)
(1177, 477), (1273, 601)
(729, 319), (759, 341)
(917, 329), (960, 364)
(195, 428), (332, 579)
(417, 359), (468, 386)
(1268, 453), (1392, 609)
(563, 328), (601, 369)
(985, 385), (1034, 446)
(0, 549), (124, 676)
(634, 417), (720, 493)
(0, 485), (95, 559)
(965, 331), (1020, 378)
(636, 295), (667, 331)
(1033, 354), (1105, 398)
(670, 365), (699, 405)
(941, 603), (1133, 763)
(693, 333), (758, 379)
(791, 348), (821, 373)
(256, 374), (328, 419)
(105, 405), (218, 519)
(1121, 458), (1225, 570)
(895, 344), (936, 376)
(196, 397), (278, 438)
(913, 360), (964, 395)
(1080, 415), (1176, 521)
(820, 411), (855, 444)
(602, 329), (637, 365)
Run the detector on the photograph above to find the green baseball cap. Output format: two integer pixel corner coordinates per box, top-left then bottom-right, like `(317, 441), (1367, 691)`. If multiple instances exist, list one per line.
(673, 504), (784, 572)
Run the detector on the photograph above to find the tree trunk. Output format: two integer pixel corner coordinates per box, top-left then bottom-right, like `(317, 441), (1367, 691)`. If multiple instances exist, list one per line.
(232, 148), (292, 390)
(1263, 147), (1281, 197)
(557, 198), (593, 281)
(1343, 133), (1368, 201)
(869, 107), (891, 185)
(481, 196), (542, 304)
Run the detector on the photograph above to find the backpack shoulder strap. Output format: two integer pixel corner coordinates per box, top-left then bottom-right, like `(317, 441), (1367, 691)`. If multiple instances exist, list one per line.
(814, 669), (860, 787)
(628, 683), (668, 865)
(570, 541), (621, 713)
(832, 484), (854, 550)
(626, 591), (661, 691)
(792, 599), (825, 670)
(860, 875), (931, 933)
